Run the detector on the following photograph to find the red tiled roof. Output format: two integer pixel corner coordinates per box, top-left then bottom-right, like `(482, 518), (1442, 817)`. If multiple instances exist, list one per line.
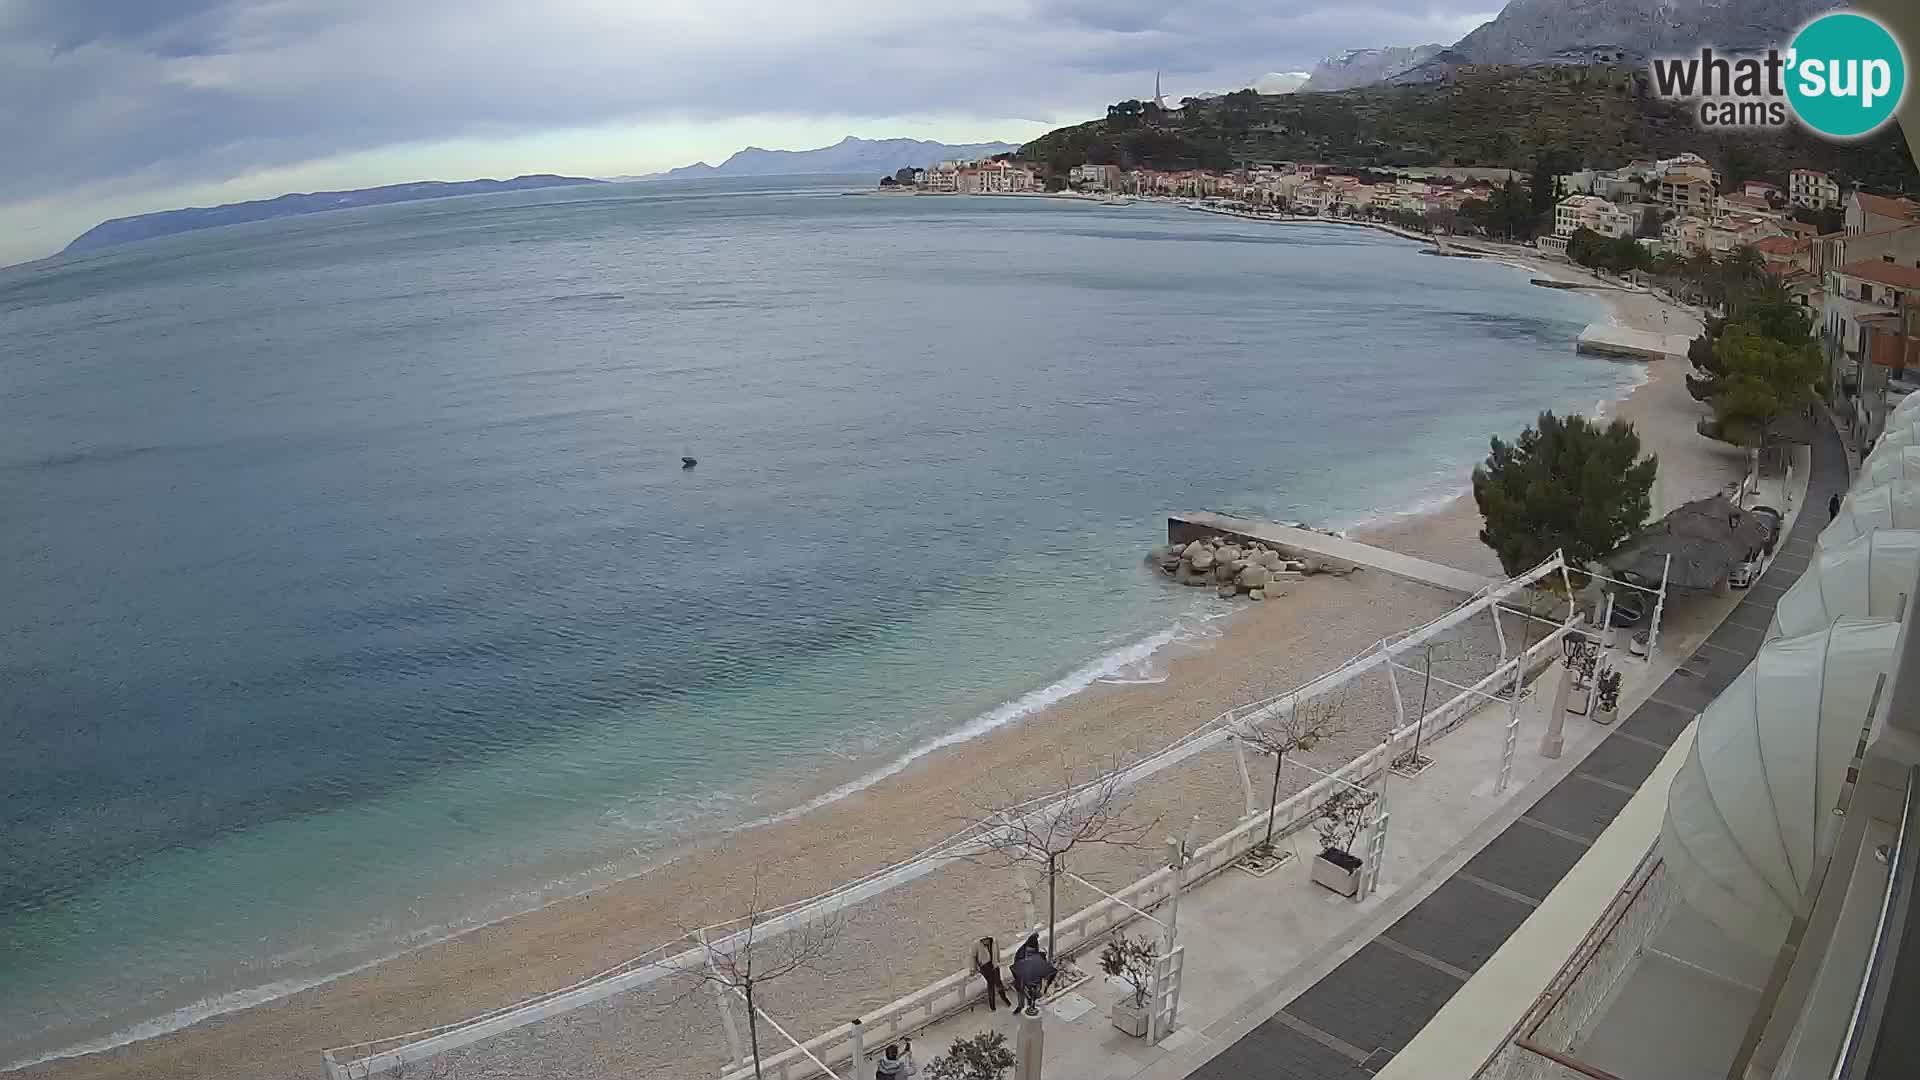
(1722, 193), (1770, 209)
(1838, 259), (1920, 289)
(1782, 220), (1818, 237)
(1751, 236), (1804, 255)
(1856, 192), (1920, 221)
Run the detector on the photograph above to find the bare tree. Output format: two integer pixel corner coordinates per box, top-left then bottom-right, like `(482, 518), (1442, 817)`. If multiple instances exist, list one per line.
(1234, 687), (1348, 859)
(963, 762), (1158, 957)
(660, 879), (846, 1080)
(1392, 638), (1465, 772)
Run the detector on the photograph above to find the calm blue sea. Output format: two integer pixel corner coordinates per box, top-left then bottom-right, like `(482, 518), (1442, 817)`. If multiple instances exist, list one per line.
(0, 177), (1628, 1064)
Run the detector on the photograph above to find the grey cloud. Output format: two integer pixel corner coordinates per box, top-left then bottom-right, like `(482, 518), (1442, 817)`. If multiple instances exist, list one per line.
(2, 0), (1496, 206)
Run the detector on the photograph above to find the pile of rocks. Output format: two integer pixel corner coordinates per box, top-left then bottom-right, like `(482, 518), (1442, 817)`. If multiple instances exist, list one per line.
(1147, 538), (1312, 601)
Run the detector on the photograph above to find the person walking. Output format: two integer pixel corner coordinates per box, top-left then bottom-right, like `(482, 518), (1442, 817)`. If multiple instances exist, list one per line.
(1011, 946), (1056, 1016)
(1830, 492), (1842, 522)
(974, 936), (1013, 1010)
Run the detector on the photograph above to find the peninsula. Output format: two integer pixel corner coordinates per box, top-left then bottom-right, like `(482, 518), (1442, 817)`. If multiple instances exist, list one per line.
(63, 175), (603, 254)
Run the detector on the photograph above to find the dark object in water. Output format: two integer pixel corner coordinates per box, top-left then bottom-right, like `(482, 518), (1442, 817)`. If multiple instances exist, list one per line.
(682, 457), (698, 469)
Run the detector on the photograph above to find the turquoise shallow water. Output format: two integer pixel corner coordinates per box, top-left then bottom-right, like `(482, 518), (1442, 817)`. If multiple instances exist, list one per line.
(0, 177), (1627, 1064)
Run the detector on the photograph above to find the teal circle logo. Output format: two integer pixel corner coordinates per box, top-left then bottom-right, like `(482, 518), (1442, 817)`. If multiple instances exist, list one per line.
(1786, 12), (1907, 139)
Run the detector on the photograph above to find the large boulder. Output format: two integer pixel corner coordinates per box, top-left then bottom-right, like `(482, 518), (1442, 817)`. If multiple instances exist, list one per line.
(1249, 589), (1266, 601)
(1189, 547), (1215, 572)
(1178, 565), (1209, 587)
(1182, 540), (1210, 560)
(1217, 584), (1240, 599)
(1237, 564), (1272, 590)
(1214, 563), (1237, 583)
(1258, 549), (1284, 569)
(1216, 544), (1242, 564)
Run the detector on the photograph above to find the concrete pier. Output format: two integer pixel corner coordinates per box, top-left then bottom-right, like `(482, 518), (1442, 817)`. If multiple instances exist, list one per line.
(1576, 322), (1690, 360)
(1167, 511), (1497, 595)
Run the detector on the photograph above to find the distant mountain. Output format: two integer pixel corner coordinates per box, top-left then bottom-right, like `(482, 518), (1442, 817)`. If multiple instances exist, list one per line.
(1444, 0), (1831, 66)
(64, 175), (603, 254)
(1300, 46), (1444, 92)
(652, 136), (1023, 181)
(1314, 0), (1832, 92)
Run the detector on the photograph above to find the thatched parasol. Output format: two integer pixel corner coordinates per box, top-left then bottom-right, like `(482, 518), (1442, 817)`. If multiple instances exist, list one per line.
(1608, 496), (1772, 592)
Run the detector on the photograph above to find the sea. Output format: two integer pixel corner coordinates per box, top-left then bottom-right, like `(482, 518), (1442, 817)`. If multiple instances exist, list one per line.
(0, 176), (1634, 1067)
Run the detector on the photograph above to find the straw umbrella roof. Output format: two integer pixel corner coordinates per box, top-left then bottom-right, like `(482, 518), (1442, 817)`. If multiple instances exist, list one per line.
(1608, 496), (1772, 591)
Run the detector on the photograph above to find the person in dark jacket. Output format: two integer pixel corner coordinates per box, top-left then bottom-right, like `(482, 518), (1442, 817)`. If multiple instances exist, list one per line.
(1830, 492), (1842, 521)
(1014, 932), (1042, 962)
(974, 936), (1013, 1010)
(1011, 948), (1056, 1016)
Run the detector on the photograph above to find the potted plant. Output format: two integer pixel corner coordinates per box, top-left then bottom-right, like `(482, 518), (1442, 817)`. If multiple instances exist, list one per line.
(1098, 935), (1157, 1037)
(1594, 668), (1622, 725)
(1309, 788), (1378, 898)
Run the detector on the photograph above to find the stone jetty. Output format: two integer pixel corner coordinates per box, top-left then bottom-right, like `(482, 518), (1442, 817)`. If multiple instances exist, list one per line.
(1146, 536), (1355, 601)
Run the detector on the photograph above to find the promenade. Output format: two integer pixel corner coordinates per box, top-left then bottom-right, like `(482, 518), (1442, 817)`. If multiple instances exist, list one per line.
(877, 427), (1835, 1080)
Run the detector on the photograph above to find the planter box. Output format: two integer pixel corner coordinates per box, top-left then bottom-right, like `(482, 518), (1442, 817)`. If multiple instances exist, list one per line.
(1111, 995), (1150, 1038)
(1310, 849), (1363, 898)
(1593, 704), (1618, 725)
(1567, 685), (1592, 716)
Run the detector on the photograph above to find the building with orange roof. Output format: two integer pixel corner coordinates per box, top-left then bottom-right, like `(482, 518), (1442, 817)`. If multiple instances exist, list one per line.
(1751, 235), (1812, 274)
(1846, 190), (1920, 235)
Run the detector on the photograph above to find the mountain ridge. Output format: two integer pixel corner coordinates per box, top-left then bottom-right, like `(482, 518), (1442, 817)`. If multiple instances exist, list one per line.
(1312, 0), (1833, 92)
(1301, 46), (1445, 92)
(652, 136), (1023, 181)
(64, 175), (602, 254)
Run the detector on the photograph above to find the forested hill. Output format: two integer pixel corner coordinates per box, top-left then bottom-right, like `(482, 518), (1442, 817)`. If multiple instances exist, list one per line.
(1021, 66), (1917, 192)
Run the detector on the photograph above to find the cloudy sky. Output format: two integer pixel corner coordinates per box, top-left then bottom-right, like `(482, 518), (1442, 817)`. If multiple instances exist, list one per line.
(2, 0), (1497, 264)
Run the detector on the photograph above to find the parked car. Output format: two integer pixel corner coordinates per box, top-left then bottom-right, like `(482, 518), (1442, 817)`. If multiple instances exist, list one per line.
(1750, 505), (1783, 555)
(1730, 548), (1762, 588)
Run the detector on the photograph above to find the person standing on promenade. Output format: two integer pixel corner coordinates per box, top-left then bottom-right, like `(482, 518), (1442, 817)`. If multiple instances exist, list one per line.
(1011, 947), (1056, 1016)
(975, 936), (1013, 1010)
(1831, 492), (1842, 521)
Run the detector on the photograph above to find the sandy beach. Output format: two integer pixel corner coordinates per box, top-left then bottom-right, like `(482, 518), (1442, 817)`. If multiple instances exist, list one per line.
(14, 242), (1744, 1080)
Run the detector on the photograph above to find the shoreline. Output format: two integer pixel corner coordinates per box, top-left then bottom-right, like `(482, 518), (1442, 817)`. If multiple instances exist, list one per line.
(10, 226), (1719, 1080)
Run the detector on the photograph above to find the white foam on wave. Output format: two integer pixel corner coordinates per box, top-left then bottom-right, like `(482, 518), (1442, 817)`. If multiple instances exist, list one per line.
(737, 615), (1213, 831)
(1, 967), (386, 1073)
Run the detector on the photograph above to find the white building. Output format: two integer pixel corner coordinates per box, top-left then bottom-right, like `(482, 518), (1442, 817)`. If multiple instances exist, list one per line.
(1792, 168), (1842, 210)
(1554, 194), (1634, 238)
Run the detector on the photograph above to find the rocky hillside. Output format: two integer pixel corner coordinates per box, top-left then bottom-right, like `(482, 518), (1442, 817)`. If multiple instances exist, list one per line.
(1448, 0), (1831, 64)
(1320, 0), (1834, 91)
(1020, 64), (1916, 192)
(1300, 46), (1444, 92)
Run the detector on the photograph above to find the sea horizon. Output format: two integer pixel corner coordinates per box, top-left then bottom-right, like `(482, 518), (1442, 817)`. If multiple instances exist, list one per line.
(0, 176), (1633, 1067)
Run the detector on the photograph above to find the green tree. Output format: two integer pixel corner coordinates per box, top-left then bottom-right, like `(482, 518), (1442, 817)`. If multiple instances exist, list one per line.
(1697, 324), (1825, 447)
(1472, 412), (1658, 577)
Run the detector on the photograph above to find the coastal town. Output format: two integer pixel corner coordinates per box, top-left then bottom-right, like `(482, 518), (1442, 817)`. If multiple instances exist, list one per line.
(885, 150), (1920, 465)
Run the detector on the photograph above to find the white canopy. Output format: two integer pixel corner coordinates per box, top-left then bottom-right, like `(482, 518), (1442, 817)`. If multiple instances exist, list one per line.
(1770, 530), (1920, 639)
(1890, 390), (1920, 424)
(1873, 418), (1920, 454)
(1861, 443), (1920, 488)
(1818, 477), (1920, 549)
(1660, 617), (1900, 952)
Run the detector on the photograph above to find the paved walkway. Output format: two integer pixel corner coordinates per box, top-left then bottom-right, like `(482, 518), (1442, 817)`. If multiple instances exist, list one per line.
(1168, 513), (1497, 595)
(1175, 418), (1847, 1079)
